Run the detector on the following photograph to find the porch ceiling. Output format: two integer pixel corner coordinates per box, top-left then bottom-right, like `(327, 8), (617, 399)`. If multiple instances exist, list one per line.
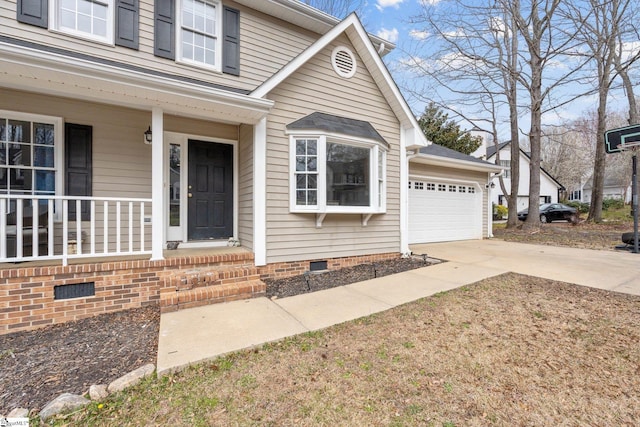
(0, 40), (273, 125)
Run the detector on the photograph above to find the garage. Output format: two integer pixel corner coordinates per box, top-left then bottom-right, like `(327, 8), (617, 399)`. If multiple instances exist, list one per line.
(408, 179), (482, 243)
(408, 144), (504, 245)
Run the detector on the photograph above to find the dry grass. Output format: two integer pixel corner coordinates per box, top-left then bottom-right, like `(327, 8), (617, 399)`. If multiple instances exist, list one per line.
(48, 273), (640, 427)
(493, 221), (632, 251)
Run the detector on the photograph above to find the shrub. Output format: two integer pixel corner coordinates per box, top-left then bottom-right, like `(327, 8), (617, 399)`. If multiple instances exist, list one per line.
(602, 197), (625, 211)
(494, 204), (508, 219)
(565, 200), (590, 214)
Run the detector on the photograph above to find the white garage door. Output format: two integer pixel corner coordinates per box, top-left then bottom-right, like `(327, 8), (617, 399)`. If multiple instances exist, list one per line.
(409, 179), (482, 244)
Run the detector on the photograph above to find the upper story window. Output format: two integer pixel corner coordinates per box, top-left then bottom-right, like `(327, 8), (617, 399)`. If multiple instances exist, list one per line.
(291, 135), (386, 214)
(178, 0), (221, 69)
(499, 159), (511, 178)
(52, 0), (114, 43)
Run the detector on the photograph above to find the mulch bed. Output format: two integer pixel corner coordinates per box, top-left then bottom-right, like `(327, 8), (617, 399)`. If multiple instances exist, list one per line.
(265, 257), (433, 299)
(0, 305), (160, 415)
(0, 257), (432, 415)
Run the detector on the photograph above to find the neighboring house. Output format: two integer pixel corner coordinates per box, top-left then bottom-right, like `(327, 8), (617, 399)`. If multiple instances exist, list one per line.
(408, 144), (503, 243)
(486, 142), (564, 212)
(0, 0), (492, 333)
(581, 177), (631, 204)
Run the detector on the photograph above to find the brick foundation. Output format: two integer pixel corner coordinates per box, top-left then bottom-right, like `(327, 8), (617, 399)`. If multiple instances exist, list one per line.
(1, 251), (401, 335)
(257, 252), (401, 280)
(0, 252), (259, 335)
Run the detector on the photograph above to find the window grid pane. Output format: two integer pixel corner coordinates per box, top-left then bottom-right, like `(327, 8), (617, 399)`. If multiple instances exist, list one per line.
(181, 0), (217, 66)
(59, 0), (109, 38)
(0, 118), (57, 198)
(294, 139), (318, 206)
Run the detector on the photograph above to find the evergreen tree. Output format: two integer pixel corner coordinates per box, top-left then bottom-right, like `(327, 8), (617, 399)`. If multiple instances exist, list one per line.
(417, 103), (482, 155)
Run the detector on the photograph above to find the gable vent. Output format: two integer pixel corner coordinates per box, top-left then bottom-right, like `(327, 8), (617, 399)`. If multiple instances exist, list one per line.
(331, 46), (357, 78)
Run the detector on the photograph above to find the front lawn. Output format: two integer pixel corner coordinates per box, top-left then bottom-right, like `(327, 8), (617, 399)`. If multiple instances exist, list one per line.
(43, 273), (640, 426)
(493, 219), (633, 251)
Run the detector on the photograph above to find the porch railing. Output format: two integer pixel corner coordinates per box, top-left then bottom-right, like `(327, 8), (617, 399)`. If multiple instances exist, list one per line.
(0, 195), (153, 266)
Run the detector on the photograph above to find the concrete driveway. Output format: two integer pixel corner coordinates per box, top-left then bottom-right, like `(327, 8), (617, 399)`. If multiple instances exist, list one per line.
(411, 239), (640, 296)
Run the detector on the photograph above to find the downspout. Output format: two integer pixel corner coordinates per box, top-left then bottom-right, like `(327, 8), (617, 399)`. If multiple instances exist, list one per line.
(378, 43), (386, 55)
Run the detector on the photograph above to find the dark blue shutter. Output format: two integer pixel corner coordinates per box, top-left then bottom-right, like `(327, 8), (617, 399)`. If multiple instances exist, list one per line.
(115, 0), (139, 50)
(155, 0), (175, 59)
(17, 0), (48, 28)
(222, 6), (240, 76)
(65, 124), (92, 222)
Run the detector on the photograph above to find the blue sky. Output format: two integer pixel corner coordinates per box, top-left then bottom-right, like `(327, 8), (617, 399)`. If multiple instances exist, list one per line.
(358, 0), (426, 51)
(338, 0), (637, 142)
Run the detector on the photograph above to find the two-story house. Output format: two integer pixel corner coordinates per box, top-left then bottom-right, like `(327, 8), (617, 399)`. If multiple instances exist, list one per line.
(0, 0), (502, 334)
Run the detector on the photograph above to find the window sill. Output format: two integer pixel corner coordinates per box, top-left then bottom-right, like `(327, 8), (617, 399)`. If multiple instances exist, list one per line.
(176, 58), (222, 74)
(50, 28), (115, 47)
(291, 209), (385, 228)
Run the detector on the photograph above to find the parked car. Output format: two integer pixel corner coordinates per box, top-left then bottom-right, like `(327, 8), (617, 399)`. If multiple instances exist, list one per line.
(517, 203), (578, 223)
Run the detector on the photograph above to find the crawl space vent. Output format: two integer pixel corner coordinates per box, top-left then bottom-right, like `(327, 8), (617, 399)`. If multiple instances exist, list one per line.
(331, 46), (357, 78)
(310, 260), (328, 272)
(54, 282), (95, 300)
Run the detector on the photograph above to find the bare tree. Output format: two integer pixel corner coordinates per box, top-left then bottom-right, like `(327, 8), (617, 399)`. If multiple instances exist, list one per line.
(540, 125), (594, 195)
(400, 0), (588, 229)
(300, 0), (366, 19)
(566, 0), (640, 222)
(400, 1), (524, 226)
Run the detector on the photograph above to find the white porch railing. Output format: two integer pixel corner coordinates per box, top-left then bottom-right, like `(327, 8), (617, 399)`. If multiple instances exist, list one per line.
(0, 195), (153, 266)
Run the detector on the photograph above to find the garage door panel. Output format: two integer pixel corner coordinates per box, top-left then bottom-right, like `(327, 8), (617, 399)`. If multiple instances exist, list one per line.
(409, 179), (482, 244)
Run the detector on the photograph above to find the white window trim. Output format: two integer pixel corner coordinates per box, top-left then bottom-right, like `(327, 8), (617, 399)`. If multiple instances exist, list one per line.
(176, 0), (223, 72)
(50, 0), (115, 45)
(289, 133), (387, 215)
(0, 110), (64, 219)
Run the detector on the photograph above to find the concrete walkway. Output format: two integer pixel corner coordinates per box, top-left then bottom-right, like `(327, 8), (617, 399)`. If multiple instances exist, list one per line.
(157, 240), (640, 374)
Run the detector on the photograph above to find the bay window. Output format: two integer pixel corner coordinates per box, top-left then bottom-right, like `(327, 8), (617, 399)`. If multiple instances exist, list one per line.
(291, 135), (386, 213)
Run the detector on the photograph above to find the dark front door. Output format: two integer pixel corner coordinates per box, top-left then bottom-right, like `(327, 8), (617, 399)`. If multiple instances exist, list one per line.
(188, 140), (233, 240)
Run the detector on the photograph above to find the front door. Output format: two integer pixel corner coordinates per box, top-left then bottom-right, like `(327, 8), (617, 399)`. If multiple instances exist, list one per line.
(187, 140), (233, 240)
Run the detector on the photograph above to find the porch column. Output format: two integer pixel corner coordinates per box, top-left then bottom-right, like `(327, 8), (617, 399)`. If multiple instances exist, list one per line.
(151, 107), (164, 261)
(487, 173), (494, 238)
(400, 127), (410, 254)
(253, 117), (267, 266)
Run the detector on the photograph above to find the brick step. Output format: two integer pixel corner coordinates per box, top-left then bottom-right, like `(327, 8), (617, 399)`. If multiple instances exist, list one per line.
(160, 279), (266, 313)
(164, 264), (260, 292)
(163, 250), (256, 269)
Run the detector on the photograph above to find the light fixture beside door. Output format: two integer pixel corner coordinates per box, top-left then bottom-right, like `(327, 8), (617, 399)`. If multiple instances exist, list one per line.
(144, 126), (152, 145)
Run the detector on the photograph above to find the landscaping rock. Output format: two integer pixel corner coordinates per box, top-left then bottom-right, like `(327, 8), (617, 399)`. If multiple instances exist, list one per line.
(89, 384), (109, 401)
(8, 407), (29, 418)
(107, 364), (155, 393)
(39, 393), (89, 421)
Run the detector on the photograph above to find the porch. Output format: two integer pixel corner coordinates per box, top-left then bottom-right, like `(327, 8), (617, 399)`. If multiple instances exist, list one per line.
(0, 241), (266, 334)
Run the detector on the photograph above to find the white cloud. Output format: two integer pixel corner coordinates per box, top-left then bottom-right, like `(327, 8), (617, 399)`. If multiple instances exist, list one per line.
(419, 0), (442, 5)
(377, 27), (399, 43)
(442, 28), (466, 38)
(409, 29), (430, 40)
(376, 0), (404, 11)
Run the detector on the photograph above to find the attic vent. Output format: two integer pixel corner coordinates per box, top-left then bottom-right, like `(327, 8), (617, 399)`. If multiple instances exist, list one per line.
(331, 46), (357, 78)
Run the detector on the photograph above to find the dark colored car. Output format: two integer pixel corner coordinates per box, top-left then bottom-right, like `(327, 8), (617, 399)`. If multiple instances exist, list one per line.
(517, 203), (578, 223)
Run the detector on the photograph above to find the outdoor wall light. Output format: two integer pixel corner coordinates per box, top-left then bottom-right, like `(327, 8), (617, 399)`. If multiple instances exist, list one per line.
(486, 182), (496, 189)
(144, 126), (153, 144)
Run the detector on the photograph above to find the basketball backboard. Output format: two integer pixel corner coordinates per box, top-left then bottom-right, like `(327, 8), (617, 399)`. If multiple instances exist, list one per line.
(605, 124), (640, 153)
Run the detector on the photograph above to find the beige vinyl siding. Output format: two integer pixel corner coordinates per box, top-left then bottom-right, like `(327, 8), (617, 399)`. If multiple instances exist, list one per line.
(263, 35), (401, 264)
(0, 88), (243, 251)
(409, 163), (489, 238)
(1, 0), (317, 92)
(237, 124), (253, 250)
